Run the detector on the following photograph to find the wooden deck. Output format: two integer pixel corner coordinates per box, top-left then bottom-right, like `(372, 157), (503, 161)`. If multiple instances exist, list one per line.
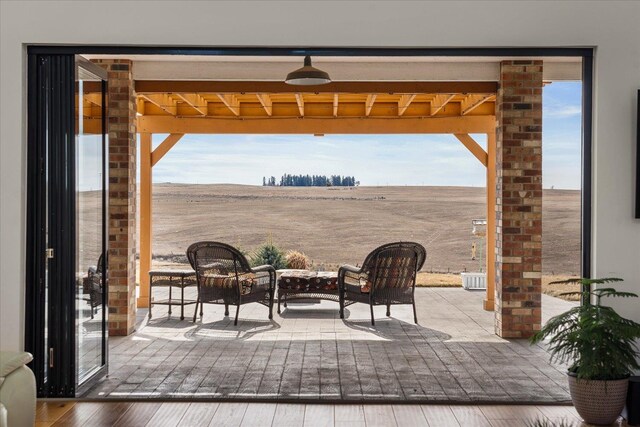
(84, 288), (575, 403)
(36, 401), (604, 427)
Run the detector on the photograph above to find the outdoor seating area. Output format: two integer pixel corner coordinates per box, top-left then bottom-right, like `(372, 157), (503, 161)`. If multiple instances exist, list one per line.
(168, 241), (427, 326)
(83, 285), (575, 402)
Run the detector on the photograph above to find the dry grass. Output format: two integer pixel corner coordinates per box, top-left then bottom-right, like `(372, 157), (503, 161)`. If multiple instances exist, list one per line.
(149, 184), (580, 276)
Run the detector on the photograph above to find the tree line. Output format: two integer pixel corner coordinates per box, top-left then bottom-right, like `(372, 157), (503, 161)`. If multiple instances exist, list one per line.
(263, 174), (358, 187)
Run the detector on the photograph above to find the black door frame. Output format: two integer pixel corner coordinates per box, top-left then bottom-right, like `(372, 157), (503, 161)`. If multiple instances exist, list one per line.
(25, 53), (109, 397)
(25, 46), (593, 398)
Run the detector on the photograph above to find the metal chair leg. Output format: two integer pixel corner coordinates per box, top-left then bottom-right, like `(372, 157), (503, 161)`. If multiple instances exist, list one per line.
(192, 296), (199, 322)
(268, 290), (274, 319)
(277, 291), (281, 314)
(234, 304), (240, 325)
(370, 304), (375, 326)
(224, 303), (229, 316)
(413, 301), (418, 324)
(386, 303), (391, 317)
(339, 292), (345, 319)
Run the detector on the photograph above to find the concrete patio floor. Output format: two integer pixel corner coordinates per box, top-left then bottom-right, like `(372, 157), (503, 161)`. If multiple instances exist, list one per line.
(84, 288), (575, 403)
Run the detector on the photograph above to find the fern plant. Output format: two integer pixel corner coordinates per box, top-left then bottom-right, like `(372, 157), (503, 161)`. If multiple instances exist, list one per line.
(530, 277), (640, 380)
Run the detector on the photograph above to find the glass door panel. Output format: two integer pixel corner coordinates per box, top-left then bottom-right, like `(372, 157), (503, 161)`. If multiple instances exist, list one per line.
(75, 62), (107, 386)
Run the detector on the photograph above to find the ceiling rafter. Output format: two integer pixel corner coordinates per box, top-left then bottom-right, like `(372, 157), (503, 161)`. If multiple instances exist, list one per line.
(461, 94), (495, 116)
(217, 94), (241, 116)
(295, 93), (305, 117)
(141, 94), (177, 116)
(174, 93), (207, 116)
(398, 94), (417, 116)
(256, 94), (273, 116)
(365, 94), (377, 116)
(83, 93), (102, 107)
(430, 94), (456, 116)
(333, 94), (339, 117)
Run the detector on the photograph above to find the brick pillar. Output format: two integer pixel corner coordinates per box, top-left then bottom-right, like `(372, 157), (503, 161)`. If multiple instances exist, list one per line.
(92, 59), (137, 336)
(495, 60), (543, 338)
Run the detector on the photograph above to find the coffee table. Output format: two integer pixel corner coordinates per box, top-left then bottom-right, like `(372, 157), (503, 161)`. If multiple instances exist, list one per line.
(277, 270), (341, 314)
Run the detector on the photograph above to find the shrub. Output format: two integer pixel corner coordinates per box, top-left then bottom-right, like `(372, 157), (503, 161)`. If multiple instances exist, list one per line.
(285, 250), (310, 269)
(250, 238), (287, 270)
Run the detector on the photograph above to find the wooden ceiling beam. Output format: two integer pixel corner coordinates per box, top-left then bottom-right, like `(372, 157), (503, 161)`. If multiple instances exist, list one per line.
(136, 80), (498, 95)
(217, 94), (240, 116)
(83, 93), (102, 107)
(295, 93), (304, 117)
(141, 94), (177, 116)
(454, 133), (488, 166)
(256, 94), (273, 116)
(365, 94), (377, 116)
(151, 133), (185, 166)
(174, 93), (207, 116)
(398, 94), (417, 116)
(333, 94), (339, 117)
(430, 94), (456, 116)
(138, 115), (496, 135)
(461, 94), (495, 116)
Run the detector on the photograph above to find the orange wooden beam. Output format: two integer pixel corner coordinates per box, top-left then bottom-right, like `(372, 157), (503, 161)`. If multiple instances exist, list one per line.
(454, 133), (488, 166)
(138, 133), (152, 308)
(138, 116), (496, 135)
(135, 80), (498, 95)
(151, 133), (185, 167)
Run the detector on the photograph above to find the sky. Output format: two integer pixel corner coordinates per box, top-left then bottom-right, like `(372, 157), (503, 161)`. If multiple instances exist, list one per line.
(146, 81), (582, 190)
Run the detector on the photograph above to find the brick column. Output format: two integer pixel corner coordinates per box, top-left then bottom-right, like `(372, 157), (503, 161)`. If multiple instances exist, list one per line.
(92, 59), (137, 336)
(495, 60), (543, 338)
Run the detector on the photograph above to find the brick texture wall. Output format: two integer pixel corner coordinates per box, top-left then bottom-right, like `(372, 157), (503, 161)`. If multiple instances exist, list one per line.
(495, 60), (543, 338)
(92, 59), (137, 336)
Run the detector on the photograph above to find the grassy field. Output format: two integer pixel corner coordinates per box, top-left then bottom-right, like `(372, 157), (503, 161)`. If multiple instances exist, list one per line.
(150, 184), (580, 274)
(144, 184), (581, 299)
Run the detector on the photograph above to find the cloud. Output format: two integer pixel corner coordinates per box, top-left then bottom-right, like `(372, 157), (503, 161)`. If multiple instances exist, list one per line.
(543, 104), (582, 118)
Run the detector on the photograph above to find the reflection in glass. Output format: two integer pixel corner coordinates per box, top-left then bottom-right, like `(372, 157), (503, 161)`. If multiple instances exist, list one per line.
(75, 67), (105, 384)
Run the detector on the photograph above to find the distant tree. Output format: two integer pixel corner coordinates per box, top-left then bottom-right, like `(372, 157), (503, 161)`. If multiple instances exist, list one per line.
(263, 174), (357, 187)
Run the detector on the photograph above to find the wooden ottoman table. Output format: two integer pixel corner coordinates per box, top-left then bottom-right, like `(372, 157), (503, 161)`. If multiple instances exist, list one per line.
(277, 270), (341, 314)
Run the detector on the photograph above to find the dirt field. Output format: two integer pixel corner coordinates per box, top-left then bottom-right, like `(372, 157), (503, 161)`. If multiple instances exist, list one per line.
(149, 184), (581, 276)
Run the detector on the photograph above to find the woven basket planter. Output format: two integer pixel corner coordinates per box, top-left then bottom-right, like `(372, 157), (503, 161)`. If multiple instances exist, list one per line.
(568, 373), (628, 425)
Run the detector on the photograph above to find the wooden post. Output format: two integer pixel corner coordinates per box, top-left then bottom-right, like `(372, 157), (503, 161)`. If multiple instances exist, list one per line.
(484, 131), (497, 311)
(138, 132), (152, 308)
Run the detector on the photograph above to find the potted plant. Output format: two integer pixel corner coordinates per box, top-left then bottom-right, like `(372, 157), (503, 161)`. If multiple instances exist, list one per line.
(531, 277), (640, 425)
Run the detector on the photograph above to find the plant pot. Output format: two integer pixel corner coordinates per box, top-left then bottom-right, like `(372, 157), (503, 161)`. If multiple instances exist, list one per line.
(568, 373), (629, 425)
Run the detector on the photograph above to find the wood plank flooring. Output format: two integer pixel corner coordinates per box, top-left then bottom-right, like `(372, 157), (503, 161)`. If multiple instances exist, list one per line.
(86, 289), (575, 403)
(38, 401), (631, 426)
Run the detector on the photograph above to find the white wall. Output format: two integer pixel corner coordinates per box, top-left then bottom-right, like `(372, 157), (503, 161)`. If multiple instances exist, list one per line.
(1, 0), (639, 351)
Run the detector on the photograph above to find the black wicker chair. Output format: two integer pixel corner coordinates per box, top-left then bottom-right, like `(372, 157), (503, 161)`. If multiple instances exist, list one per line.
(186, 241), (276, 325)
(338, 242), (426, 326)
(82, 254), (104, 319)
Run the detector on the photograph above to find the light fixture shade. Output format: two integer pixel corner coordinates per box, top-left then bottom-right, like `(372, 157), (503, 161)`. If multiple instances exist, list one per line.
(285, 56), (331, 85)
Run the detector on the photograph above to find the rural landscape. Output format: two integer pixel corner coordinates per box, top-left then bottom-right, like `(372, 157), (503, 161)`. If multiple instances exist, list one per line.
(146, 183), (581, 296)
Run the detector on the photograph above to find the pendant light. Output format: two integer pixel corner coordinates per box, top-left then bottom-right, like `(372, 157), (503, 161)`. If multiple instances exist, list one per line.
(285, 56), (331, 85)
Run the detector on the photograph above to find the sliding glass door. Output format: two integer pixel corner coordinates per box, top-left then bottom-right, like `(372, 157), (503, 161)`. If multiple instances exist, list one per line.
(26, 55), (108, 397)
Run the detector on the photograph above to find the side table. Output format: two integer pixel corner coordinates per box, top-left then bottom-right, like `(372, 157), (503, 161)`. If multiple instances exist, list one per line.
(148, 269), (197, 320)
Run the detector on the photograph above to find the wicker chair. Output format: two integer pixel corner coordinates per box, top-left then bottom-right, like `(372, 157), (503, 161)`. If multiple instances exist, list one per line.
(338, 242), (426, 325)
(186, 241), (276, 325)
(82, 254), (104, 319)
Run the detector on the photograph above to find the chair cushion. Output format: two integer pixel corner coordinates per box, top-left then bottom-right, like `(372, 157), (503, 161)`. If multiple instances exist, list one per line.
(278, 271), (338, 291)
(202, 273), (256, 295)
